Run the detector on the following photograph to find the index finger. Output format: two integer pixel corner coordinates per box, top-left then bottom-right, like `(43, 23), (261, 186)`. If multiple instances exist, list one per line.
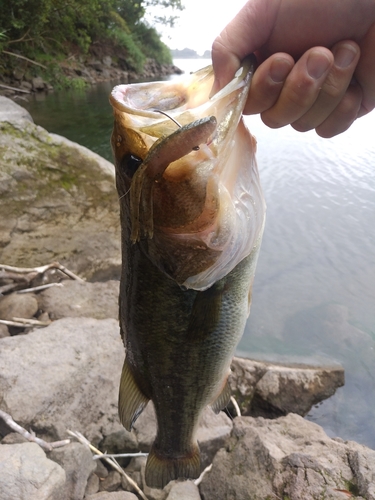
(211, 0), (279, 93)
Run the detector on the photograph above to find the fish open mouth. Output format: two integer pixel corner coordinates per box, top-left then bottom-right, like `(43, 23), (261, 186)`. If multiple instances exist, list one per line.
(110, 56), (265, 291)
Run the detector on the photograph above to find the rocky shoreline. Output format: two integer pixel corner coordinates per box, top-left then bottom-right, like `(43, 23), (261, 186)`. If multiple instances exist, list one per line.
(0, 55), (182, 99)
(1, 97), (375, 500)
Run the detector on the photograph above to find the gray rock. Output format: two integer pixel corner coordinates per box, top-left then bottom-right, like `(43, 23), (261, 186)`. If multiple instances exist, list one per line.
(99, 470), (122, 492)
(103, 56), (112, 67)
(85, 473), (100, 496)
(86, 492), (138, 500)
(100, 428), (138, 454)
(0, 323), (9, 338)
(165, 481), (201, 500)
(199, 413), (375, 500)
(230, 356), (344, 418)
(32, 76), (46, 91)
(1, 432), (28, 444)
(87, 491), (138, 500)
(38, 280), (119, 320)
(48, 442), (96, 500)
(0, 442), (66, 500)
(0, 109), (121, 280)
(0, 292), (38, 320)
(95, 459), (110, 479)
(196, 407), (232, 468)
(0, 96), (33, 122)
(0, 317), (124, 443)
(20, 81), (33, 91)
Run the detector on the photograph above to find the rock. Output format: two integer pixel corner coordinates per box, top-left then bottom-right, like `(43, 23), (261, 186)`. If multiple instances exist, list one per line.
(85, 473), (100, 495)
(38, 280), (119, 320)
(95, 459), (110, 479)
(0, 323), (9, 338)
(0, 95), (33, 122)
(0, 106), (121, 280)
(199, 414), (375, 500)
(86, 492), (138, 500)
(0, 442), (66, 500)
(32, 76), (46, 91)
(48, 442), (96, 500)
(13, 67), (25, 81)
(230, 356), (344, 418)
(0, 317), (124, 443)
(20, 81), (33, 91)
(132, 403), (157, 452)
(99, 428), (139, 468)
(165, 481), (201, 500)
(1, 432), (28, 444)
(103, 56), (112, 67)
(99, 470), (122, 492)
(196, 408), (232, 468)
(0, 292), (38, 320)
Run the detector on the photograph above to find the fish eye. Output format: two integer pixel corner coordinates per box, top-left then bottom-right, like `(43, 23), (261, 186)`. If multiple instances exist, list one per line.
(119, 153), (143, 179)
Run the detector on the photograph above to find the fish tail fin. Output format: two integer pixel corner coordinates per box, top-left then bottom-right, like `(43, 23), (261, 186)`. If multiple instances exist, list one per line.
(118, 358), (149, 431)
(145, 443), (201, 489)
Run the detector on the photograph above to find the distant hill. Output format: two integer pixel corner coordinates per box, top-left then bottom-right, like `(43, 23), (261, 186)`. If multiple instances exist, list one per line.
(170, 48), (211, 59)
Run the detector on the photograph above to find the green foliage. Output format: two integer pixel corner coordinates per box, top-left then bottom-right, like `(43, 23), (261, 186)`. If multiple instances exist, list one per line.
(110, 28), (146, 72)
(0, 0), (180, 73)
(133, 23), (172, 64)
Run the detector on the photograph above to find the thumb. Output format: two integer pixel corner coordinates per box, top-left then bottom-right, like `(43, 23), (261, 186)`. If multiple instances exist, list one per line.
(211, 0), (280, 94)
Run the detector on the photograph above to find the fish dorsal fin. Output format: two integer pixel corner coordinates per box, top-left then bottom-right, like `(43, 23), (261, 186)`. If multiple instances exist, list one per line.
(211, 378), (232, 414)
(118, 359), (149, 431)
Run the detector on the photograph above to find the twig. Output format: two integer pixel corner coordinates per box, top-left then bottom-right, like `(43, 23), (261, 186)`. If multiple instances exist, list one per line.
(0, 410), (70, 451)
(92, 452), (148, 460)
(13, 317), (51, 326)
(0, 83), (31, 94)
(2, 50), (47, 69)
(0, 319), (38, 328)
(17, 283), (63, 294)
(230, 396), (241, 417)
(67, 430), (149, 500)
(0, 262), (84, 282)
(194, 463), (213, 486)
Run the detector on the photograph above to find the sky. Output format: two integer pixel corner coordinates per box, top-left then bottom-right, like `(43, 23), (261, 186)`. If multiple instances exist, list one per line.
(147, 0), (248, 55)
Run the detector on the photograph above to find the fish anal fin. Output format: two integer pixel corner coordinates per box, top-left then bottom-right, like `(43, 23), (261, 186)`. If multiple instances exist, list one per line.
(145, 443), (201, 489)
(211, 378), (232, 414)
(118, 359), (149, 431)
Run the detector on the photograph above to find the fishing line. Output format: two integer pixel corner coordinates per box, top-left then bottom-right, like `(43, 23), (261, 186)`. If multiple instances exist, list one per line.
(153, 109), (200, 151)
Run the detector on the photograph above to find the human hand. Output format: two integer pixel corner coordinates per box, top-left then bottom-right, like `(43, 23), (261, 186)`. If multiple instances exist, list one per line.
(212, 0), (375, 137)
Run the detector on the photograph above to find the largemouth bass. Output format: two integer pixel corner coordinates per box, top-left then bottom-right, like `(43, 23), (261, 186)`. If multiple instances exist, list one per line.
(109, 56), (266, 489)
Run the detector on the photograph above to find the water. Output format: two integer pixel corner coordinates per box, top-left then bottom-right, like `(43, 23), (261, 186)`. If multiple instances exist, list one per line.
(21, 59), (375, 449)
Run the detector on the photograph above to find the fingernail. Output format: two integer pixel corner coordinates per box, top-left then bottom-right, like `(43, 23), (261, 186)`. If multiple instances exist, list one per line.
(307, 52), (331, 80)
(270, 58), (293, 83)
(334, 45), (357, 68)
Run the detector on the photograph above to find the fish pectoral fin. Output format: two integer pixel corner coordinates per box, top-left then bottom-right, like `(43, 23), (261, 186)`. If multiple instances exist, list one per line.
(145, 443), (201, 489)
(118, 359), (150, 431)
(211, 378), (232, 414)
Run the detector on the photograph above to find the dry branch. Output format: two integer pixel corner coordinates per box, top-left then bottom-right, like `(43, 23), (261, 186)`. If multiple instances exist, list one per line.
(67, 430), (149, 500)
(0, 410), (70, 451)
(2, 50), (47, 69)
(0, 83), (31, 94)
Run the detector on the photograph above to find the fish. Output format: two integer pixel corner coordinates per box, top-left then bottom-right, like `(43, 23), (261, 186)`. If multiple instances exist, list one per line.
(109, 55), (266, 489)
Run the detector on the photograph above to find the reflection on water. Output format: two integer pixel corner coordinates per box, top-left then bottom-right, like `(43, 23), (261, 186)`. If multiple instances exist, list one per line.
(21, 60), (375, 449)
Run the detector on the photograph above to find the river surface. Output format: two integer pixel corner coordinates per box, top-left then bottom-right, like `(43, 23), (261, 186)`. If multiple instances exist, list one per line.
(21, 58), (375, 449)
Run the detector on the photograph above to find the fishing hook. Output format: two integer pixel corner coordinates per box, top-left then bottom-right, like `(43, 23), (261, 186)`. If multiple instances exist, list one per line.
(153, 109), (200, 151)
